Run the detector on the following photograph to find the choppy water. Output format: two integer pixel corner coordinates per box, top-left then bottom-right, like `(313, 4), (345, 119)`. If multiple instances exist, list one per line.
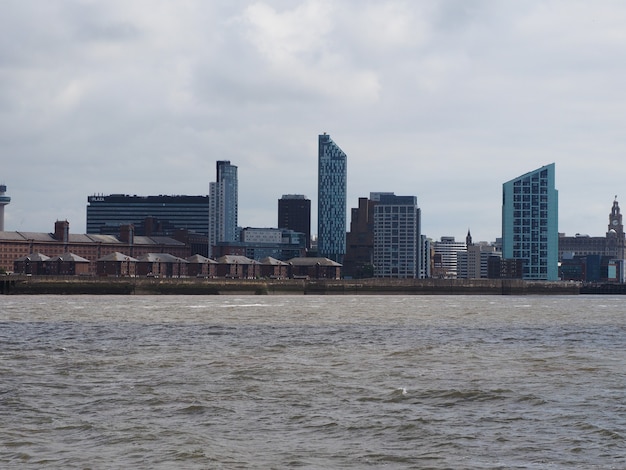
(1, 295), (625, 469)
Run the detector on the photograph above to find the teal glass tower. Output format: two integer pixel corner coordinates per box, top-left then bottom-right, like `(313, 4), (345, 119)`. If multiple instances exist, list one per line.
(317, 133), (347, 263)
(502, 163), (558, 280)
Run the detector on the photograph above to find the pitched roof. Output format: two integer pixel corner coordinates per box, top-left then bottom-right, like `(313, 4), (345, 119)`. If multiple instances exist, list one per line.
(14, 252), (51, 262)
(259, 256), (289, 266)
(136, 253), (188, 263)
(96, 252), (138, 262)
(186, 254), (217, 264)
(48, 252), (90, 263)
(287, 257), (342, 267)
(216, 255), (257, 265)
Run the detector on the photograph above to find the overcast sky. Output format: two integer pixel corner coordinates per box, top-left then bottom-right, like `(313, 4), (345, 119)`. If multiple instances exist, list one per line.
(2, 0), (626, 242)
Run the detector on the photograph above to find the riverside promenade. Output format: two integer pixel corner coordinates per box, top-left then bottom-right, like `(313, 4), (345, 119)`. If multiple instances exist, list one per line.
(1, 276), (584, 295)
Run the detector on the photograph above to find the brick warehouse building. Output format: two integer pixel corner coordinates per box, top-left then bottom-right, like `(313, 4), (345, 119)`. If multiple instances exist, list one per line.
(0, 220), (190, 275)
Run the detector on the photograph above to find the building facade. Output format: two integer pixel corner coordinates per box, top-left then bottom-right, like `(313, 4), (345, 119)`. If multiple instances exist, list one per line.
(502, 163), (558, 281)
(457, 244), (501, 279)
(373, 194), (421, 278)
(278, 194), (311, 250)
(558, 198), (626, 281)
(432, 236), (467, 278)
(213, 228), (306, 262)
(209, 160), (238, 257)
(317, 133), (347, 263)
(344, 197), (377, 278)
(1, 220), (190, 274)
(86, 194), (210, 236)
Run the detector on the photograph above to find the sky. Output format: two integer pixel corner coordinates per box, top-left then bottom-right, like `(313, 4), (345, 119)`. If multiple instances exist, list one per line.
(2, 0), (626, 243)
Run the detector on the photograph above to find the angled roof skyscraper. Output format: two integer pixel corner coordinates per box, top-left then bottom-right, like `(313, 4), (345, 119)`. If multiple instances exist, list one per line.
(317, 133), (347, 264)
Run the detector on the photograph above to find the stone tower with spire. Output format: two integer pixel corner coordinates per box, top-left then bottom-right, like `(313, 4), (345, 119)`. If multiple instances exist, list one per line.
(606, 196), (625, 260)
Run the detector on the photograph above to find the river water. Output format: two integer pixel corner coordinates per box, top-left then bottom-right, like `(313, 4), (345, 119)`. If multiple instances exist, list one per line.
(0, 295), (625, 469)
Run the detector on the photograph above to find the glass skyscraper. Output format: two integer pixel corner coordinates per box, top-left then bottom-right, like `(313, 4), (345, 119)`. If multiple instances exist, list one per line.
(317, 134), (347, 263)
(502, 163), (558, 281)
(209, 160), (238, 257)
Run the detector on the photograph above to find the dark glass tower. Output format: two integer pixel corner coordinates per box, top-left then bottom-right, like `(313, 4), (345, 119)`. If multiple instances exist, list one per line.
(278, 194), (311, 249)
(86, 194), (209, 236)
(317, 133), (347, 263)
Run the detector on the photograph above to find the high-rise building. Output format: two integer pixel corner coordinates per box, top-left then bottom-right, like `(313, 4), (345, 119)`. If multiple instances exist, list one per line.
(317, 133), (347, 263)
(502, 163), (558, 281)
(86, 194), (210, 236)
(0, 185), (10, 232)
(432, 236), (466, 278)
(278, 194), (311, 249)
(373, 194), (421, 278)
(209, 160), (238, 257)
(344, 197), (377, 278)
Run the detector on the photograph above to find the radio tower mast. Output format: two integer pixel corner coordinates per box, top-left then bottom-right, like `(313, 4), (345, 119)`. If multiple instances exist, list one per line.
(0, 185), (10, 231)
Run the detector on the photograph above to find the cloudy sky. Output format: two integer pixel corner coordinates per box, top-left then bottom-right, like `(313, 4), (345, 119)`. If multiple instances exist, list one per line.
(2, 0), (626, 242)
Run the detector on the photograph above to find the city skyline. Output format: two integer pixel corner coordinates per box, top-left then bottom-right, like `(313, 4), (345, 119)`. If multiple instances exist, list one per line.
(3, 1), (626, 242)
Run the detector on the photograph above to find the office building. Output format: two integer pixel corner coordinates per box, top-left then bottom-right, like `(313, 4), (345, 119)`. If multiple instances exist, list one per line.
(432, 236), (466, 278)
(86, 194), (210, 236)
(317, 133), (347, 263)
(344, 197), (377, 278)
(0, 184), (10, 232)
(213, 227), (306, 261)
(373, 194), (421, 278)
(502, 163), (558, 281)
(209, 160), (238, 257)
(278, 194), (311, 249)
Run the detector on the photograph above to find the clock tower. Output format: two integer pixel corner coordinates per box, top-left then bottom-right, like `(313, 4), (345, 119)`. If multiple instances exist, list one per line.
(606, 196), (625, 260)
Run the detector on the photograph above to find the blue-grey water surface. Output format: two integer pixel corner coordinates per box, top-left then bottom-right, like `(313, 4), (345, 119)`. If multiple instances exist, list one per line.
(1, 295), (625, 469)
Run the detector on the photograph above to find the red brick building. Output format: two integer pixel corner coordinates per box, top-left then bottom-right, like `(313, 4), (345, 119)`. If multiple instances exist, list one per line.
(0, 220), (190, 274)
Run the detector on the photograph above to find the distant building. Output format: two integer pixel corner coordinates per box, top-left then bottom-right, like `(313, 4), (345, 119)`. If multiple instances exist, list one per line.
(559, 198), (626, 263)
(557, 198), (626, 282)
(278, 194), (311, 250)
(502, 163), (558, 281)
(373, 194), (422, 278)
(420, 235), (432, 279)
(317, 133), (347, 263)
(213, 227), (306, 262)
(0, 184), (10, 232)
(86, 194), (210, 236)
(432, 236), (466, 278)
(0, 220), (189, 274)
(344, 196), (377, 278)
(457, 239), (501, 279)
(208, 160), (238, 257)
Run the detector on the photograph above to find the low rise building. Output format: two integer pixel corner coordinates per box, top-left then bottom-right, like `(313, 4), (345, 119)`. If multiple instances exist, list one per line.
(0, 220), (189, 274)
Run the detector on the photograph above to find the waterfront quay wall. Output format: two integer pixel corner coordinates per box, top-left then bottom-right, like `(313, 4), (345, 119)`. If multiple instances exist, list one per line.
(2, 276), (581, 295)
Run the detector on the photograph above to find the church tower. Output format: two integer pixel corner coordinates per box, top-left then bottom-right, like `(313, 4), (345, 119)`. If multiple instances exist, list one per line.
(466, 228), (473, 248)
(606, 197), (625, 260)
